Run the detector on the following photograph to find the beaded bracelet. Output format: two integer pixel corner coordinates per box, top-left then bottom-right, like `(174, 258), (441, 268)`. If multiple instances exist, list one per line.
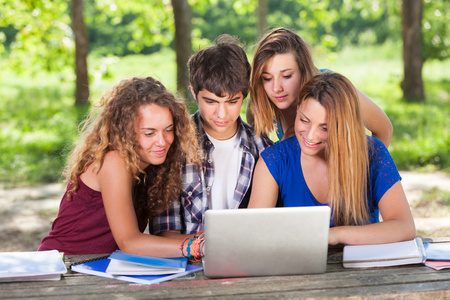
(189, 238), (202, 262)
(186, 238), (195, 260)
(180, 237), (189, 258)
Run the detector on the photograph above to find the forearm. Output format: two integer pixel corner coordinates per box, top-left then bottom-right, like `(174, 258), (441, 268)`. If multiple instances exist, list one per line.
(116, 231), (187, 258)
(329, 218), (416, 245)
(159, 230), (195, 239)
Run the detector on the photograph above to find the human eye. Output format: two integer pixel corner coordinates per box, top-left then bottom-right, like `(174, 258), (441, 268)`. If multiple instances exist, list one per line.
(144, 132), (155, 137)
(300, 118), (308, 124)
(321, 126), (328, 132)
(283, 74), (293, 79)
(262, 76), (272, 82)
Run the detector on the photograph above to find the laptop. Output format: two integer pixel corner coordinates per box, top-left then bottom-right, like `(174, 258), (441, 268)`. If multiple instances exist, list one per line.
(202, 206), (331, 278)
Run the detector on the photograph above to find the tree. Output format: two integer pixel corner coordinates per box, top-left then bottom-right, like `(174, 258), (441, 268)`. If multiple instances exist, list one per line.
(171, 0), (192, 101)
(402, 0), (425, 101)
(257, 0), (267, 37)
(71, 0), (90, 106)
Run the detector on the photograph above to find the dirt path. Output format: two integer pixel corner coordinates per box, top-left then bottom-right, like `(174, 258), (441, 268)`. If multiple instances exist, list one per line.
(1, 171), (449, 252)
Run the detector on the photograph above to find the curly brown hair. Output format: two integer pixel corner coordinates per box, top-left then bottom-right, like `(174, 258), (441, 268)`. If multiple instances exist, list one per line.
(64, 77), (201, 218)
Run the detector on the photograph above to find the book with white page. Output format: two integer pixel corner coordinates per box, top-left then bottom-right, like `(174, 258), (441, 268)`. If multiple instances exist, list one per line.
(106, 250), (187, 275)
(0, 250), (67, 282)
(71, 256), (202, 285)
(343, 237), (426, 268)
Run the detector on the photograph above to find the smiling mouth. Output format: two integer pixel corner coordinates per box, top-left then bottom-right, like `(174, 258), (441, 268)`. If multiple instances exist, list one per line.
(275, 95), (288, 102)
(153, 149), (167, 155)
(214, 121), (229, 127)
(303, 137), (321, 148)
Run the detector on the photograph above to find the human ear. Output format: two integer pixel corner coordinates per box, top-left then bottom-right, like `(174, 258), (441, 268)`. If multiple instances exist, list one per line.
(189, 84), (197, 102)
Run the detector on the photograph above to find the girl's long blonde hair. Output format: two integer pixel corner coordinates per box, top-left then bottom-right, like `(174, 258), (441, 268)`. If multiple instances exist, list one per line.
(298, 72), (370, 226)
(250, 27), (319, 137)
(64, 77), (201, 218)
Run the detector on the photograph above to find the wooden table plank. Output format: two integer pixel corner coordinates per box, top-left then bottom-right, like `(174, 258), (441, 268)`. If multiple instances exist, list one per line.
(2, 264), (449, 299)
(1, 238), (449, 299)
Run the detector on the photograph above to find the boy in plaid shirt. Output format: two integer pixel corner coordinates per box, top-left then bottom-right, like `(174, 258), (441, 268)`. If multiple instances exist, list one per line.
(152, 35), (272, 236)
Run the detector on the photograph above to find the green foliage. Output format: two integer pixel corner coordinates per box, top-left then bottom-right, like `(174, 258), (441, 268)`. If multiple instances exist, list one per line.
(1, 0), (448, 82)
(191, 0), (257, 46)
(91, 0), (174, 55)
(423, 0), (449, 61)
(0, 0), (73, 75)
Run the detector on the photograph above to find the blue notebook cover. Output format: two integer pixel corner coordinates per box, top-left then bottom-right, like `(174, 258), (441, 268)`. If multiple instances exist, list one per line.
(109, 250), (187, 270)
(424, 242), (450, 261)
(71, 258), (202, 285)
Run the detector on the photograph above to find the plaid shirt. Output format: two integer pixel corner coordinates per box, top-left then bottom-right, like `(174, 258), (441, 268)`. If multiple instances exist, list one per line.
(151, 111), (273, 234)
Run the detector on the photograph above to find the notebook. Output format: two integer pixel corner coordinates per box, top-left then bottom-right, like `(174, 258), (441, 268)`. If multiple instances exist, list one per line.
(0, 250), (67, 282)
(202, 206), (331, 278)
(106, 250), (187, 275)
(343, 238), (426, 268)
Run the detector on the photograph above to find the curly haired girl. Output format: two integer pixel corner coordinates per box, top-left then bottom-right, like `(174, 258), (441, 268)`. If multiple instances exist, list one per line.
(39, 77), (202, 257)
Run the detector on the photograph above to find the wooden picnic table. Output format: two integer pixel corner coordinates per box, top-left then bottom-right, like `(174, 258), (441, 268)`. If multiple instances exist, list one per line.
(1, 237), (449, 299)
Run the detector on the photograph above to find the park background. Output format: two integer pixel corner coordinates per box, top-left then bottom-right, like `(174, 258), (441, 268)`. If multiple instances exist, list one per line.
(0, 0), (449, 250)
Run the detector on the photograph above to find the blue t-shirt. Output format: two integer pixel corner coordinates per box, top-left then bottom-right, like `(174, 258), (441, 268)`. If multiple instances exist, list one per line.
(261, 136), (401, 226)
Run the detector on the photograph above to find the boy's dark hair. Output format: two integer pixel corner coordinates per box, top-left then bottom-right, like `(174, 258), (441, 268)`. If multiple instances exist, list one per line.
(188, 34), (251, 99)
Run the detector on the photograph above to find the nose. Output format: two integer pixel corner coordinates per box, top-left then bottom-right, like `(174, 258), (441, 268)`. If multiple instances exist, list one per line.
(306, 126), (319, 141)
(273, 77), (283, 93)
(155, 132), (167, 146)
(217, 103), (226, 119)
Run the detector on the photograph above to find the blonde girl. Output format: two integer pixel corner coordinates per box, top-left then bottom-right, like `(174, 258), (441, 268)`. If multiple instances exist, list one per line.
(248, 72), (415, 245)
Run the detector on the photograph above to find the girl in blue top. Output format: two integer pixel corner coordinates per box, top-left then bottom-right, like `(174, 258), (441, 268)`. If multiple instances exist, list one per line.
(248, 72), (416, 245)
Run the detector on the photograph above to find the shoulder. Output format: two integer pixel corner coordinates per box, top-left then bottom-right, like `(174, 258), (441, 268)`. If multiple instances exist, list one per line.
(99, 151), (132, 177)
(367, 136), (390, 159)
(262, 136), (299, 158)
(191, 111), (202, 133)
(103, 151), (127, 167)
(84, 151), (132, 193)
(239, 118), (274, 151)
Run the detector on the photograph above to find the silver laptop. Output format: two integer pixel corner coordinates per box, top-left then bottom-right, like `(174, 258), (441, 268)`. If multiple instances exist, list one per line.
(203, 206), (331, 278)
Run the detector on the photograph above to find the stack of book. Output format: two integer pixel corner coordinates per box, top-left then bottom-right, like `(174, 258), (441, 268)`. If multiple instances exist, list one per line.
(71, 250), (203, 284)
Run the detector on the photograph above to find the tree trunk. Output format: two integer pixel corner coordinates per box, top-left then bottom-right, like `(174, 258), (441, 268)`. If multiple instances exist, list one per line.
(72, 0), (90, 106)
(257, 0), (268, 38)
(401, 0), (425, 102)
(171, 0), (192, 102)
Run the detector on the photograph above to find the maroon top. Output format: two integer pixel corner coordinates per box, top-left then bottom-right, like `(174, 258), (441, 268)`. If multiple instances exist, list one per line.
(38, 178), (147, 255)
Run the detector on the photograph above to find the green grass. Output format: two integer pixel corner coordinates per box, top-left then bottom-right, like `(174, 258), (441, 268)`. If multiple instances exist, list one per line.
(0, 44), (449, 186)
